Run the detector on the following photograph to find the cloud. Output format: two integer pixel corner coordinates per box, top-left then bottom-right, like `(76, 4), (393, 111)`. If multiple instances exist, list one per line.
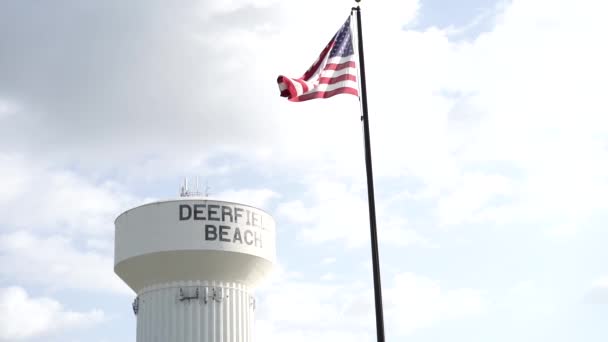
(591, 277), (608, 289)
(254, 266), (376, 341)
(585, 276), (608, 304)
(0, 98), (18, 119)
(343, 0), (608, 233)
(0, 153), (141, 237)
(436, 172), (515, 226)
(321, 257), (337, 265)
(213, 188), (280, 210)
(255, 268), (483, 340)
(386, 272), (483, 335)
(320, 273), (335, 281)
(1, 0), (607, 226)
(0, 0), (423, 174)
(256, 321), (370, 342)
(0, 286), (104, 341)
(277, 180), (431, 248)
(0, 0), (274, 163)
(0, 231), (131, 295)
(0, 0), (339, 165)
(497, 280), (560, 319)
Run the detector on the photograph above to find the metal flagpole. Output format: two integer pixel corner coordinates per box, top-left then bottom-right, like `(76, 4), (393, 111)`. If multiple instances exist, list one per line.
(352, 2), (386, 342)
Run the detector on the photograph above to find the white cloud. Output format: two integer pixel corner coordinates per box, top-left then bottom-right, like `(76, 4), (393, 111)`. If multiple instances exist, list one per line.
(0, 231), (131, 295)
(0, 98), (18, 119)
(0, 0), (424, 176)
(276, 200), (311, 224)
(255, 321), (370, 342)
(364, 0), (420, 30)
(259, 281), (367, 328)
(277, 182), (368, 247)
(213, 188), (280, 210)
(320, 273), (335, 281)
(321, 257), (337, 265)
(585, 276), (608, 304)
(379, 216), (436, 248)
(345, 0), (608, 234)
(1, 0), (606, 220)
(85, 238), (114, 252)
(277, 180), (431, 248)
(591, 277), (608, 289)
(0, 153), (140, 237)
(0, 286), (104, 341)
(436, 172), (515, 226)
(254, 268), (376, 340)
(196, 0), (281, 16)
(255, 268), (483, 340)
(498, 280), (560, 318)
(386, 273), (484, 335)
(443, 0), (608, 207)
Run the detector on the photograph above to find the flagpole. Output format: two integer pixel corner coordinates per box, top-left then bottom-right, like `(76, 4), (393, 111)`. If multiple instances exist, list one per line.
(352, 3), (386, 342)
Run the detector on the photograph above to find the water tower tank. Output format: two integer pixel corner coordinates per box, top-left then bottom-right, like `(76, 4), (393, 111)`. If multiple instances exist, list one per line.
(114, 193), (276, 342)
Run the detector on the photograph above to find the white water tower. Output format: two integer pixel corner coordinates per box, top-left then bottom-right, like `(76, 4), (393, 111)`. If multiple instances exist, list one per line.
(114, 183), (276, 342)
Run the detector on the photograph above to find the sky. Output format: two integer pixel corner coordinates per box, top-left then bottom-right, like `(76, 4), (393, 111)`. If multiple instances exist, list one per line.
(1, 0), (608, 341)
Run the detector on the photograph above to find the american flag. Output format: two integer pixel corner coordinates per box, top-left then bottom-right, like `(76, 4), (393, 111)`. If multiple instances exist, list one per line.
(277, 16), (359, 102)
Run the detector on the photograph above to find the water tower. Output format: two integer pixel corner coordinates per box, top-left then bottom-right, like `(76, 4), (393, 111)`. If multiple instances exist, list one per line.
(114, 182), (276, 342)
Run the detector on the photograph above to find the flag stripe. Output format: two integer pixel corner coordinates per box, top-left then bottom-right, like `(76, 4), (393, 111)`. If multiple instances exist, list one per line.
(302, 42), (335, 80)
(302, 57), (355, 85)
(277, 16), (359, 102)
(319, 66), (357, 79)
(293, 87), (359, 102)
(322, 61), (356, 72)
(325, 55), (357, 66)
(279, 71), (356, 90)
(295, 79), (309, 93)
(277, 74), (358, 101)
(318, 73), (357, 85)
(302, 80), (358, 94)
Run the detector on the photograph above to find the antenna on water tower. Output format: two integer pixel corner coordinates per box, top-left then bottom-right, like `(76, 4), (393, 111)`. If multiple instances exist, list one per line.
(204, 181), (211, 197)
(180, 177), (206, 197)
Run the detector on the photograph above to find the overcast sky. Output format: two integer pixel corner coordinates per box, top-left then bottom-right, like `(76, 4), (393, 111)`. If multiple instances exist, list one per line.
(1, 0), (608, 341)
